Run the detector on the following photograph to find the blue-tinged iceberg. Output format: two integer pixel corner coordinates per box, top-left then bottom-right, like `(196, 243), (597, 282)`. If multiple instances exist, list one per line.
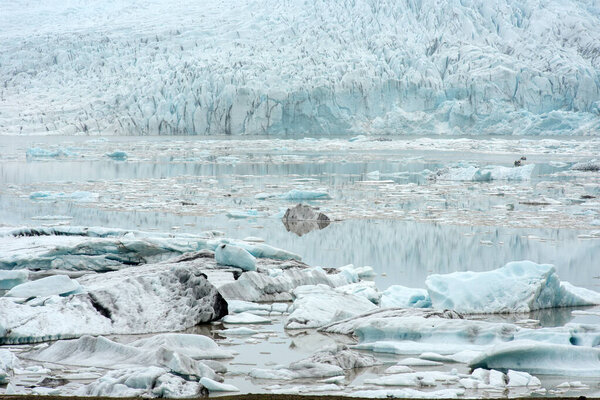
(2, 0), (599, 136)
(425, 260), (600, 314)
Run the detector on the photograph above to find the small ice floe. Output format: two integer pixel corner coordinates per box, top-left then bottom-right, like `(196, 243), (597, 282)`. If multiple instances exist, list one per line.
(433, 164), (535, 181)
(0, 270), (29, 290)
(5, 275), (82, 298)
(215, 243), (257, 271)
(285, 284), (377, 329)
(199, 377), (239, 392)
(105, 151), (128, 160)
(380, 285), (431, 309)
(216, 327), (258, 336)
(226, 299), (290, 315)
(221, 312), (271, 324)
(365, 370), (459, 386)
(426, 260), (600, 314)
(77, 366), (203, 398)
(469, 341), (600, 376)
(279, 189), (331, 201)
(29, 191), (99, 202)
(26, 147), (75, 159)
(250, 346), (377, 380)
(225, 209), (264, 219)
(350, 388), (465, 398)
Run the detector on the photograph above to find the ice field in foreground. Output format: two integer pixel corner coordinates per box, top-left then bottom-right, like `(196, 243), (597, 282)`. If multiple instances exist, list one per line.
(1, 0), (600, 136)
(1, 226), (600, 397)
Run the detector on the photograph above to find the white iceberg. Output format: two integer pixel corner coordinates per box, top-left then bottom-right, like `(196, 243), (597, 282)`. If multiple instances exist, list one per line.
(0, 262), (227, 344)
(5, 275), (81, 298)
(199, 377), (239, 392)
(214, 243), (256, 271)
(426, 260), (600, 314)
(221, 312), (270, 324)
(285, 284), (377, 329)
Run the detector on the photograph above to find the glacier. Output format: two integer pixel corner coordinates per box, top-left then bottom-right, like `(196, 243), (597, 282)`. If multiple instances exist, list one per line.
(1, 0), (599, 136)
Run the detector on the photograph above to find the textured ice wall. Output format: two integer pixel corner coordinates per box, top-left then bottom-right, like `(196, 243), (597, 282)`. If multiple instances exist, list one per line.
(1, 0), (599, 136)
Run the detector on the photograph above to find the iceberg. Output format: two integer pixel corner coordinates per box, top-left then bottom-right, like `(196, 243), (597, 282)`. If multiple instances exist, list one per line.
(214, 243), (256, 271)
(105, 151), (128, 160)
(29, 191), (99, 202)
(380, 285), (431, 309)
(5, 275), (81, 298)
(0, 270), (29, 290)
(199, 377), (239, 392)
(469, 340), (600, 376)
(279, 189), (331, 201)
(425, 260), (600, 314)
(432, 164), (535, 182)
(26, 147), (75, 159)
(0, 261), (227, 344)
(285, 284), (378, 329)
(77, 367), (204, 398)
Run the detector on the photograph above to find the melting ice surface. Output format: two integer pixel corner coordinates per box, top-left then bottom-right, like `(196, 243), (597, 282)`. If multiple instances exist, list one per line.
(1, 135), (600, 398)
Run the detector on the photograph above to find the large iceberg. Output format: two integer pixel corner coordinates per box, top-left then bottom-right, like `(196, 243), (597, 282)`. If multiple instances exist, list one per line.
(0, 261), (227, 344)
(426, 260), (600, 314)
(2, 0), (599, 136)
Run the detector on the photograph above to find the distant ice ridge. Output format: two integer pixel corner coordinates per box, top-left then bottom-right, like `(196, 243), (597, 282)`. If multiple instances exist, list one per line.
(1, 0), (599, 136)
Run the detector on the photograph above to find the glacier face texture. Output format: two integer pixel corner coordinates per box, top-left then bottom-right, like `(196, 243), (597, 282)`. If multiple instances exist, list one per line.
(1, 0), (599, 136)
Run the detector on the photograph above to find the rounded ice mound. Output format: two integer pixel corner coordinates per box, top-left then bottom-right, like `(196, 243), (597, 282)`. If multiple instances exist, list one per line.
(214, 244), (256, 271)
(5, 275), (81, 298)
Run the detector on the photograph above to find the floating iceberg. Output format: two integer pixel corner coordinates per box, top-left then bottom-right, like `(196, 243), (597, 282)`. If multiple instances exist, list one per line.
(26, 147), (75, 159)
(5, 275), (81, 298)
(433, 164), (535, 182)
(29, 191), (99, 202)
(105, 151), (128, 160)
(199, 377), (239, 392)
(469, 340), (600, 376)
(285, 284), (377, 329)
(214, 243), (256, 271)
(426, 261), (600, 313)
(0, 262), (227, 344)
(279, 190), (331, 201)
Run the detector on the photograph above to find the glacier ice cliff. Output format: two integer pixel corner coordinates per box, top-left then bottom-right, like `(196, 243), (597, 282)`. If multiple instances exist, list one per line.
(1, 0), (599, 136)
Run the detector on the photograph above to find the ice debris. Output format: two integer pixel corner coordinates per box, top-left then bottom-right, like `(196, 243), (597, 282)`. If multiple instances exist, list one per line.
(279, 189), (331, 201)
(432, 164), (535, 181)
(26, 148), (75, 159)
(426, 260), (600, 313)
(105, 151), (128, 160)
(29, 191), (99, 202)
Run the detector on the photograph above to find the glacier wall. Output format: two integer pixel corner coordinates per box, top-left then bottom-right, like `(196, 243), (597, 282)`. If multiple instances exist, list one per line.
(1, 0), (599, 136)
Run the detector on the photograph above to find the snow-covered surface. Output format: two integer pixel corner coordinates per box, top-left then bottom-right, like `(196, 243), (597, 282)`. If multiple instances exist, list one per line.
(426, 260), (600, 313)
(2, 0), (600, 136)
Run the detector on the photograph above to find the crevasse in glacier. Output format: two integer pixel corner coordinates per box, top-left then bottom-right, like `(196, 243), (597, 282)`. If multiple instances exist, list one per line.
(1, 0), (599, 136)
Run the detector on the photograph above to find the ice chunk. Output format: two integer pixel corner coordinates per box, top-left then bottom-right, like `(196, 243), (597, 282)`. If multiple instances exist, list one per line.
(433, 164), (534, 181)
(199, 377), (239, 392)
(572, 159), (600, 172)
(250, 346), (375, 380)
(214, 243), (256, 271)
(218, 266), (354, 302)
(129, 333), (234, 359)
(426, 260), (600, 313)
(225, 209), (263, 219)
(0, 350), (19, 384)
(507, 369), (542, 387)
(469, 340), (600, 376)
(285, 284), (377, 329)
(29, 191), (99, 202)
(381, 285), (431, 309)
(279, 189), (331, 201)
(28, 335), (221, 381)
(105, 151), (128, 160)
(77, 367), (202, 398)
(220, 239), (301, 260)
(5, 275), (81, 298)
(26, 148), (75, 159)
(350, 388), (465, 398)
(0, 270), (29, 290)
(221, 312), (270, 324)
(0, 262), (227, 344)
(365, 371), (459, 386)
(335, 281), (381, 304)
(216, 327), (258, 336)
